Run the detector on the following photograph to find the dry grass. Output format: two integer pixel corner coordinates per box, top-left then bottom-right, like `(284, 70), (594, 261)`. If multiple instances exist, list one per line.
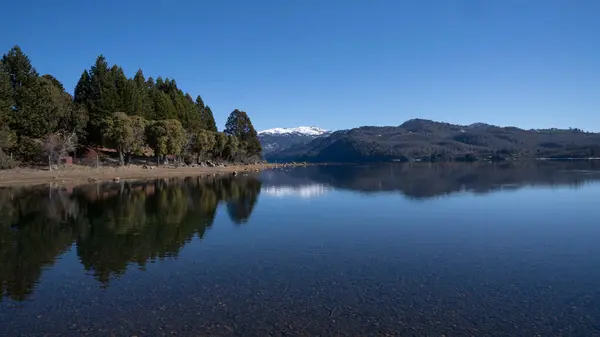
(0, 163), (299, 187)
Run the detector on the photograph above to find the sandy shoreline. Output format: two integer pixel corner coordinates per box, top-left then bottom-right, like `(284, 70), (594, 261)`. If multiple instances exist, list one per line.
(0, 163), (298, 187)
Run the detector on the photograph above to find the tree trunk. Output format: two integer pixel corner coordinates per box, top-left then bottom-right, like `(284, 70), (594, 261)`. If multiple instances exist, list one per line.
(118, 148), (125, 166)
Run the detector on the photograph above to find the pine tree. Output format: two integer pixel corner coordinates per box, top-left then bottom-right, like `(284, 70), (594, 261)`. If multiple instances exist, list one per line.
(2, 46), (57, 140)
(132, 70), (152, 118)
(0, 60), (14, 125)
(111, 65), (128, 112)
(202, 105), (218, 132)
(41, 75), (88, 138)
(0, 60), (15, 150)
(85, 55), (121, 144)
(152, 90), (177, 120)
(194, 95), (217, 132)
(195, 95), (205, 111)
(1, 46), (38, 93)
(224, 109), (262, 158)
(74, 70), (91, 104)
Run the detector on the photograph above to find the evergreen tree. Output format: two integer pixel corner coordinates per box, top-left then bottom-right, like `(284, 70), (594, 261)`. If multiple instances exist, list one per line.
(74, 70), (91, 104)
(0, 61), (15, 150)
(202, 105), (218, 132)
(1, 46), (38, 93)
(85, 55), (120, 144)
(183, 93), (202, 134)
(2, 47), (57, 140)
(111, 65), (128, 112)
(224, 109), (262, 158)
(195, 95), (204, 110)
(152, 89), (177, 120)
(0, 45), (259, 165)
(40, 75), (88, 137)
(194, 95), (217, 132)
(131, 70), (152, 118)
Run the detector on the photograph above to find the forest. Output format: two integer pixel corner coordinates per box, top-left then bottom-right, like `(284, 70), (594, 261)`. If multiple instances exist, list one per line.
(0, 46), (262, 169)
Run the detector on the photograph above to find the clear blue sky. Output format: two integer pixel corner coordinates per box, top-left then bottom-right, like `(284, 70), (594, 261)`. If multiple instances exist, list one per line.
(2, 0), (599, 131)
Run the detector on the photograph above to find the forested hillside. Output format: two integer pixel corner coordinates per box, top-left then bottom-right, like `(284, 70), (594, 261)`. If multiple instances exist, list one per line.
(0, 46), (262, 168)
(268, 119), (600, 163)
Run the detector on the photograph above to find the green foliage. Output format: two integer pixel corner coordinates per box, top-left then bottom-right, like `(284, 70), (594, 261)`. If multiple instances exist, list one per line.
(151, 90), (177, 120)
(202, 105), (218, 132)
(17, 136), (43, 162)
(214, 132), (228, 158)
(103, 112), (147, 164)
(224, 134), (240, 160)
(145, 121), (168, 157)
(192, 129), (216, 159)
(0, 149), (17, 169)
(1, 45), (38, 92)
(0, 61), (14, 151)
(73, 70), (91, 104)
(0, 45), (263, 166)
(40, 75), (88, 137)
(145, 119), (186, 157)
(164, 119), (186, 156)
(194, 96), (217, 132)
(0, 127), (15, 151)
(132, 70), (154, 118)
(2, 46), (58, 140)
(224, 109), (262, 158)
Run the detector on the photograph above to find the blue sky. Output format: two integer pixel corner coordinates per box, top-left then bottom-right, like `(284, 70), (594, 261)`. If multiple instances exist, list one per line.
(2, 0), (599, 131)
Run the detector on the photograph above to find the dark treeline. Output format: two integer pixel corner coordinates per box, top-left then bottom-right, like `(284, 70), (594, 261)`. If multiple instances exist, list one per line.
(0, 175), (262, 301)
(0, 46), (262, 168)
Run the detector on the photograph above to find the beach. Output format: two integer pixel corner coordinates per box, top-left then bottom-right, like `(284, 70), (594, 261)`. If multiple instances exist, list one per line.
(0, 163), (295, 187)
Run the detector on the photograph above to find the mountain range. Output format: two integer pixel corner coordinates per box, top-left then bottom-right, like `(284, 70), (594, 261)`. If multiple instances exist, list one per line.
(263, 119), (600, 163)
(258, 126), (331, 156)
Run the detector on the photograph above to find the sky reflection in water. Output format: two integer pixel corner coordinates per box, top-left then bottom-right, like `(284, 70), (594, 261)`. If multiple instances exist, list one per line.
(1, 162), (600, 335)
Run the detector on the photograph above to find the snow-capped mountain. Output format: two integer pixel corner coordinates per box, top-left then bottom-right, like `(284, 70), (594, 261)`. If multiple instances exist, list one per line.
(258, 126), (331, 156)
(258, 126), (328, 136)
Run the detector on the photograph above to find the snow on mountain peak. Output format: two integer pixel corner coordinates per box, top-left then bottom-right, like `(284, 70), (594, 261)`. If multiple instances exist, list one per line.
(258, 126), (328, 136)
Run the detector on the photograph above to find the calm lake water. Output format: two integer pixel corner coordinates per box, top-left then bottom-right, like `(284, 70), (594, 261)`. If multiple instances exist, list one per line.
(1, 162), (600, 335)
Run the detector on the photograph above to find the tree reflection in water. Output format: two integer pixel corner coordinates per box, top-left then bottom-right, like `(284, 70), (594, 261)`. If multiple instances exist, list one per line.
(0, 175), (262, 300)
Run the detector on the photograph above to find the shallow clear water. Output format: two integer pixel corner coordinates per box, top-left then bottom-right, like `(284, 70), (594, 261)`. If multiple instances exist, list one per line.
(1, 162), (600, 335)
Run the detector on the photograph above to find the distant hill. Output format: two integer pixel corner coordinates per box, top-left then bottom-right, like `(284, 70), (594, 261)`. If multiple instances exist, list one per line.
(266, 119), (600, 162)
(258, 126), (331, 156)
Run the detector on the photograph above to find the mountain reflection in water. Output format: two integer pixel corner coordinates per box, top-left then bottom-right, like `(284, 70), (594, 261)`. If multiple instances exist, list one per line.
(2, 161), (600, 335)
(261, 161), (600, 199)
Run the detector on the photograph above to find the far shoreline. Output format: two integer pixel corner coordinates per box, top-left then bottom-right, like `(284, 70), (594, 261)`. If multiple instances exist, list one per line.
(0, 163), (308, 187)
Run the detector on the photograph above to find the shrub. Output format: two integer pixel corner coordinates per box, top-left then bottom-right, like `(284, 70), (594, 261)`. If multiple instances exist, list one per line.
(0, 149), (18, 169)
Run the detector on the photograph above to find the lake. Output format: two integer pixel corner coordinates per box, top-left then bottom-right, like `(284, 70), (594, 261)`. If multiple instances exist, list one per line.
(1, 162), (600, 335)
